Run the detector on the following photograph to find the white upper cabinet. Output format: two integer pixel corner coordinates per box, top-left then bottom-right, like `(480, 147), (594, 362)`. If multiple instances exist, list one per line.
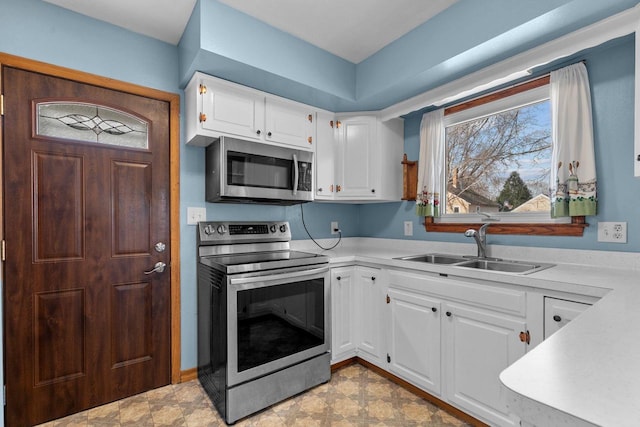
(315, 111), (338, 199)
(315, 114), (404, 201)
(264, 97), (316, 150)
(185, 72), (315, 151)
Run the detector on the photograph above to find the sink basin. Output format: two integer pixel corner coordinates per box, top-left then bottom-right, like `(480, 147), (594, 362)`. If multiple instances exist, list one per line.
(456, 259), (553, 274)
(395, 252), (554, 274)
(395, 253), (467, 264)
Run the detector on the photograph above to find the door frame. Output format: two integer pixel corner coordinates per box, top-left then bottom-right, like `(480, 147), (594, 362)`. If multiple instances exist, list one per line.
(0, 52), (182, 383)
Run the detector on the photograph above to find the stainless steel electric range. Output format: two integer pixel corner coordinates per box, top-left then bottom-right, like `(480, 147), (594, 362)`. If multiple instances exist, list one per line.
(197, 221), (330, 424)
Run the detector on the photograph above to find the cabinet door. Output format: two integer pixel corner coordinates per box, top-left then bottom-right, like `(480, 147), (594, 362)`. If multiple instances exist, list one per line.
(443, 302), (525, 427)
(315, 111), (337, 199)
(265, 97), (315, 150)
(387, 288), (441, 395)
(336, 116), (379, 198)
(544, 297), (591, 339)
(355, 267), (385, 365)
(201, 80), (265, 140)
(331, 267), (357, 363)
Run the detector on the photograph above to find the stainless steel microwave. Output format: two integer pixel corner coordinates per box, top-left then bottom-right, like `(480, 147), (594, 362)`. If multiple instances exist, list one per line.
(205, 136), (314, 205)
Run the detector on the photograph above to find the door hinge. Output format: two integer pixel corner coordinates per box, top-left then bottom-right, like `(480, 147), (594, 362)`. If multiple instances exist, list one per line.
(519, 330), (530, 345)
(199, 84), (207, 95)
(307, 114), (313, 123)
(386, 353), (391, 363)
(3, 384), (5, 406)
(1, 94), (4, 116)
(1, 240), (5, 262)
(386, 294), (390, 304)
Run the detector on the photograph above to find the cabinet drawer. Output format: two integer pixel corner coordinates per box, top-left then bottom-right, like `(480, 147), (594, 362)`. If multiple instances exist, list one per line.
(543, 297), (591, 339)
(388, 270), (526, 317)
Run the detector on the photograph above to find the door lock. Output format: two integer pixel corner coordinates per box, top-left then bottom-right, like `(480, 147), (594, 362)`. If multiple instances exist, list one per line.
(154, 242), (166, 253)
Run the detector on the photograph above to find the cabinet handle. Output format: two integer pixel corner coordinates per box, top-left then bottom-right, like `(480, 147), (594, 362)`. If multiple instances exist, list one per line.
(553, 315), (562, 322)
(445, 311), (452, 317)
(336, 276), (341, 281)
(431, 307), (437, 313)
(371, 276), (376, 281)
(268, 131), (272, 137)
(371, 189), (376, 193)
(199, 113), (207, 122)
(318, 187), (323, 192)
(637, 154), (640, 161)
(256, 130), (261, 135)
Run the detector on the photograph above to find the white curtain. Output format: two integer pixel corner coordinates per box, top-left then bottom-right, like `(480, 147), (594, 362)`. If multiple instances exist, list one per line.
(416, 109), (444, 217)
(550, 62), (597, 217)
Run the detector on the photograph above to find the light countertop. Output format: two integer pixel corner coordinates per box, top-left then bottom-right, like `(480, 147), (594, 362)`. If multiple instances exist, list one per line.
(291, 237), (640, 426)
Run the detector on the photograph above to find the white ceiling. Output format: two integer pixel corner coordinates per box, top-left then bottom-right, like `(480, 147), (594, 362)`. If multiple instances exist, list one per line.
(43, 0), (458, 63)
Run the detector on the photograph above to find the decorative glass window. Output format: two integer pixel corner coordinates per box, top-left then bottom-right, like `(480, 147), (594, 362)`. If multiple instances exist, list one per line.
(36, 102), (148, 149)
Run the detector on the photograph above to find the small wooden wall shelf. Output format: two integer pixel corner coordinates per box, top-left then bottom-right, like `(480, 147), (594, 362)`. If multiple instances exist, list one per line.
(401, 154), (418, 201)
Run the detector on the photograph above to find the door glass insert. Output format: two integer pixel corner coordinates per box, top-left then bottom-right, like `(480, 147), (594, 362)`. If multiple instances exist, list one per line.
(236, 278), (325, 372)
(36, 102), (148, 149)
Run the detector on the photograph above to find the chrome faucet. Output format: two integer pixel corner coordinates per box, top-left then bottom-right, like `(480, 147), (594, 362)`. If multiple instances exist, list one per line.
(465, 223), (491, 258)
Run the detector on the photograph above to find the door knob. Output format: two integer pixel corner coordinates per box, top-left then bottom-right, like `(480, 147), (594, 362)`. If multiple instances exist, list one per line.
(144, 261), (166, 275)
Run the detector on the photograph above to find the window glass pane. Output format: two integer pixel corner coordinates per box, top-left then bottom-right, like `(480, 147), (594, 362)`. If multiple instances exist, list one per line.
(36, 102), (148, 149)
(445, 100), (551, 215)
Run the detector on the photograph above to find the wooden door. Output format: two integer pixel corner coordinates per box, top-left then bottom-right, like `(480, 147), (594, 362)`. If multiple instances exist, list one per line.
(2, 66), (172, 426)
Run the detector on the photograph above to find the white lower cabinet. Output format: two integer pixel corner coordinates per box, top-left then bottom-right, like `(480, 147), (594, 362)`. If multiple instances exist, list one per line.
(543, 297), (591, 339)
(331, 267), (357, 363)
(387, 288), (442, 395)
(443, 302), (526, 427)
(354, 267), (385, 365)
(385, 269), (527, 427)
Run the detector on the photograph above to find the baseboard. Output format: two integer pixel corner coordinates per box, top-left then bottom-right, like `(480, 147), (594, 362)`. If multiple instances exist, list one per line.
(179, 367), (197, 382)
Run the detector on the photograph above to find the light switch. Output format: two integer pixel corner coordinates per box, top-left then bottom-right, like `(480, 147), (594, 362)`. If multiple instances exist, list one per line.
(187, 207), (206, 225)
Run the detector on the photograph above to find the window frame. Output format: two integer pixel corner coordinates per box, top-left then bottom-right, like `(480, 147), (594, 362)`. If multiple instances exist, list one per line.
(426, 75), (588, 236)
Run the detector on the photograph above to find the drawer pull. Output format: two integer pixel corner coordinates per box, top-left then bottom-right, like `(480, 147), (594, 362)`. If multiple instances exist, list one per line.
(431, 307), (437, 313)
(553, 315), (562, 322)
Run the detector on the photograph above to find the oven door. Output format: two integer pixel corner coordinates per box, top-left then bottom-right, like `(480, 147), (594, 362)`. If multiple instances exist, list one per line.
(226, 265), (329, 387)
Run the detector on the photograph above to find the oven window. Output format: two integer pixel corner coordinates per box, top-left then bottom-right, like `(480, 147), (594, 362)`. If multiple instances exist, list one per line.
(228, 151), (292, 190)
(236, 278), (324, 372)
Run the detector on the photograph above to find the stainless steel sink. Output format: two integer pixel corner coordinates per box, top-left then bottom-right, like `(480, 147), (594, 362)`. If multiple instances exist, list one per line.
(395, 253), (554, 274)
(395, 253), (467, 264)
(455, 259), (544, 273)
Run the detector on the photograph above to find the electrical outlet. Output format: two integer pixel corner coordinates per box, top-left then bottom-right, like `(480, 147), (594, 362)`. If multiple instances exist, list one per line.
(404, 221), (413, 236)
(187, 207), (206, 225)
(331, 221), (339, 235)
(597, 222), (627, 243)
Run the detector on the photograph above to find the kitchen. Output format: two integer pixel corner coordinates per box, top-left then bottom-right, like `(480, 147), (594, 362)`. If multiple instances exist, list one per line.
(1, 0), (640, 426)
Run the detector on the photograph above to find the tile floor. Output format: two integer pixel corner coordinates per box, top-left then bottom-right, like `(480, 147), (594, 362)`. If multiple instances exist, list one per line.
(39, 364), (471, 426)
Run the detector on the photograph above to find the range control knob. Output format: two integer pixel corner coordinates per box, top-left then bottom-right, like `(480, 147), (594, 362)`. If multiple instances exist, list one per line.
(270, 224), (277, 233)
(279, 224), (287, 233)
(203, 225), (215, 235)
(217, 225), (227, 234)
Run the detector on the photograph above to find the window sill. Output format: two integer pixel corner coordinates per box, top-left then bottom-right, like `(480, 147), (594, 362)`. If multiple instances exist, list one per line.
(424, 216), (588, 236)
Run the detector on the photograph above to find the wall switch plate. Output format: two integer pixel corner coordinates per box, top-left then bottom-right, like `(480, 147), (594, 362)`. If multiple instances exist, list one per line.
(187, 207), (206, 225)
(404, 221), (413, 236)
(331, 221), (339, 235)
(597, 221), (627, 243)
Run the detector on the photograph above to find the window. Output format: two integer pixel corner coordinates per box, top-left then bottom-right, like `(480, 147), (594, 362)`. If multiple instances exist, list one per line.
(425, 76), (588, 236)
(442, 82), (556, 223)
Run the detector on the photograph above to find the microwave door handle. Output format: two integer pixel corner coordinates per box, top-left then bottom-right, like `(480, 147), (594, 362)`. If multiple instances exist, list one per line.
(292, 153), (299, 196)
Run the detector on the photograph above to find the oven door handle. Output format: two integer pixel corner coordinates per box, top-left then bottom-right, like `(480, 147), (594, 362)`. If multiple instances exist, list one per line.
(229, 266), (327, 286)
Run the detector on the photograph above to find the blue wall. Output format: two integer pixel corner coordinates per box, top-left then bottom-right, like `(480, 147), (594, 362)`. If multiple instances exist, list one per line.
(0, 0), (638, 378)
